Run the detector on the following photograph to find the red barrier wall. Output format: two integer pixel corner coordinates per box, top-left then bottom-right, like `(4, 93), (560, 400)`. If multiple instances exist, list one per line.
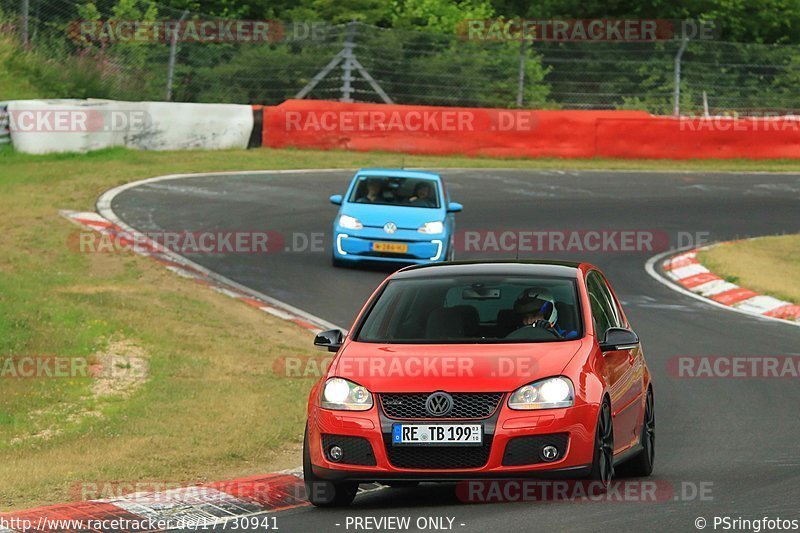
(596, 117), (800, 159)
(262, 100), (800, 159)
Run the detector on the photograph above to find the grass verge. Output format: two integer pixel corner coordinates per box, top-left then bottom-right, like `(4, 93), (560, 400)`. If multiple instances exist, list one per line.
(1, 145), (799, 510)
(698, 235), (800, 305)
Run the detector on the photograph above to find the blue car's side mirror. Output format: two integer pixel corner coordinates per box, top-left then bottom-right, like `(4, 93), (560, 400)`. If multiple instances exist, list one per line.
(329, 194), (343, 206)
(447, 202), (463, 213)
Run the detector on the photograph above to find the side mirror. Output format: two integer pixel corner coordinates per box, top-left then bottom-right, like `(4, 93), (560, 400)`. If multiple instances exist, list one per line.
(329, 194), (343, 206)
(314, 329), (344, 352)
(599, 327), (639, 352)
(447, 202), (463, 213)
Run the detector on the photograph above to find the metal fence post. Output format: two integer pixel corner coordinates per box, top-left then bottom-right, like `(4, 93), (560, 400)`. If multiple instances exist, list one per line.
(516, 40), (526, 108)
(340, 21), (357, 103)
(673, 37), (688, 117)
(20, 0), (29, 46)
(165, 10), (189, 101)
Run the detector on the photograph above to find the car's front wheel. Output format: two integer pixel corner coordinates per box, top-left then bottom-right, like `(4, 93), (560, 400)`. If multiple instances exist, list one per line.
(589, 398), (614, 489)
(303, 424), (358, 507)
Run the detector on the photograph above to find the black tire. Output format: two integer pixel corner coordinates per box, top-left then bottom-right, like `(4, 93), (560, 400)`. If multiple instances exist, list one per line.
(589, 398), (614, 490)
(616, 389), (655, 478)
(331, 255), (346, 268)
(303, 425), (358, 507)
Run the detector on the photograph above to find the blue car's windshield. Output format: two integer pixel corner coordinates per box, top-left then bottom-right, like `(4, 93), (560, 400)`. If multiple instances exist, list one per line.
(348, 176), (441, 208)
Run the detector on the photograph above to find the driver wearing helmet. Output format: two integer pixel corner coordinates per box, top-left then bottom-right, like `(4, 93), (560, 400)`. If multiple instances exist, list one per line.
(511, 288), (577, 339)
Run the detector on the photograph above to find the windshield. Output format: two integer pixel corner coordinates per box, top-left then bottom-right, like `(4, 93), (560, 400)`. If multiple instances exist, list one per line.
(347, 176), (441, 208)
(355, 275), (582, 344)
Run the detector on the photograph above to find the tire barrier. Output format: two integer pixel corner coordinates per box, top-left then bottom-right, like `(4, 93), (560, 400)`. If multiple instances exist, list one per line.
(8, 99), (254, 154)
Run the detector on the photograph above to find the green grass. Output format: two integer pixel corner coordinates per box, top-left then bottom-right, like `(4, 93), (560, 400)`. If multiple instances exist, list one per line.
(698, 235), (800, 305)
(3, 144), (800, 511)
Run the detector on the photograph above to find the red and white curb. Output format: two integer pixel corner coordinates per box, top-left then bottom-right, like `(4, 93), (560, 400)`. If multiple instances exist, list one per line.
(648, 245), (800, 326)
(0, 470), (307, 532)
(61, 210), (336, 335)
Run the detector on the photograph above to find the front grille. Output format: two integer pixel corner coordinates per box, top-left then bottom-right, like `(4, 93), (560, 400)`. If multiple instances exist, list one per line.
(384, 434), (493, 469)
(502, 433), (569, 466)
(322, 434), (377, 466)
(380, 393), (504, 419)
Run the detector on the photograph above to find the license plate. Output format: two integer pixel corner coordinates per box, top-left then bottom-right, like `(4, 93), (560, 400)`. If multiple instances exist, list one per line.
(372, 241), (408, 254)
(392, 424), (482, 446)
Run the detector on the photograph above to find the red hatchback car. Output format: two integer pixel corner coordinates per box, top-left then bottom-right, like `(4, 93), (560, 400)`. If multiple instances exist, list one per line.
(304, 261), (654, 506)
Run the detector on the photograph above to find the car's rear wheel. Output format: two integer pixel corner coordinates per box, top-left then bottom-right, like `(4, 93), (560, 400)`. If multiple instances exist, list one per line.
(589, 398), (614, 489)
(303, 424), (358, 507)
(617, 388), (655, 477)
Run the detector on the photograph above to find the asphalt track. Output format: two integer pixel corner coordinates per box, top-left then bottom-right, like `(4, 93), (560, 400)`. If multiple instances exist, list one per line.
(108, 169), (800, 533)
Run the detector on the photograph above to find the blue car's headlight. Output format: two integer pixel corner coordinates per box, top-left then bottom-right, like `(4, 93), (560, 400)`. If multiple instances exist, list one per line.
(418, 221), (444, 234)
(338, 215), (363, 230)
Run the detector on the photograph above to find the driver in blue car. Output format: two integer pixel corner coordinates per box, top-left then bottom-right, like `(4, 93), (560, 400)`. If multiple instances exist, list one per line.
(408, 181), (436, 207)
(511, 289), (578, 339)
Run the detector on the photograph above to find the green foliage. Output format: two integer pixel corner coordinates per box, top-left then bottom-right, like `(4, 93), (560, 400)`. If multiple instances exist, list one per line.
(391, 0), (495, 32)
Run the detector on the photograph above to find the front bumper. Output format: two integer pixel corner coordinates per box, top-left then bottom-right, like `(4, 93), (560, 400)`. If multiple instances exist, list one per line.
(333, 230), (446, 263)
(307, 400), (598, 482)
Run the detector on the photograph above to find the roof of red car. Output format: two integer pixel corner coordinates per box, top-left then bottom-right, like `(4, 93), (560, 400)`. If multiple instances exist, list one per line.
(394, 260), (585, 279)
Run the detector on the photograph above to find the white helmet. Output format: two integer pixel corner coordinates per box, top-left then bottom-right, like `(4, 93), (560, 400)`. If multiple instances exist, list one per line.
(518, 287), (558, 325)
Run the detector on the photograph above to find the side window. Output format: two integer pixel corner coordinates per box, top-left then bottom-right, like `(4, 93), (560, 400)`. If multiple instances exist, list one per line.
(586, 273), (612, 335)
(594, 273), (625, 328)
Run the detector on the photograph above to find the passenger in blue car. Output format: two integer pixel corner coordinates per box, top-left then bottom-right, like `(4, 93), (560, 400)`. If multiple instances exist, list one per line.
(355, 178), (385, 203)
(510, 288), (579, 339)
(408, 181), (436, 207)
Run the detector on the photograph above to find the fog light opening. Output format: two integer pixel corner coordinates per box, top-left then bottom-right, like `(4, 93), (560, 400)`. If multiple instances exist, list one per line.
(541, 445), (559, 462)
(329, 445), (344, 462)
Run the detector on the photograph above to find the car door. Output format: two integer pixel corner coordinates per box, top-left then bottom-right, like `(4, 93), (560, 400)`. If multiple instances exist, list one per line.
(587, 271), (640, 452)
(598, 272), (646, 450)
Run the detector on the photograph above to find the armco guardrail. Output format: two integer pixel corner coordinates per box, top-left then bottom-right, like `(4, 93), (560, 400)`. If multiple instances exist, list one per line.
(262, 100), (800, 160)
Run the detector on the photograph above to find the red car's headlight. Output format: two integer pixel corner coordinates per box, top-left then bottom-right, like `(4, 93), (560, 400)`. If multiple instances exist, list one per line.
(508, 376), (574, 410)
(320, 377), (373, 411)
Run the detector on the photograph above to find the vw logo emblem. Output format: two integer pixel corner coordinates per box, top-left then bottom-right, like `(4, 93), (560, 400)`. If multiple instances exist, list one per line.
(383, 222), (397, 234)
(425, 392), (454, 417)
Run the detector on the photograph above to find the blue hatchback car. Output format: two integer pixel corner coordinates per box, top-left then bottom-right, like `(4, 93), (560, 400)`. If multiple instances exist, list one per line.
(329, 169), (462, 267)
